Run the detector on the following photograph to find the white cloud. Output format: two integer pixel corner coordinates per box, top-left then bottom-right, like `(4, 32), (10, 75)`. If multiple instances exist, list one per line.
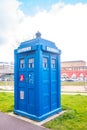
(0, 0), (24, 61)
(0, 1), (87, 62)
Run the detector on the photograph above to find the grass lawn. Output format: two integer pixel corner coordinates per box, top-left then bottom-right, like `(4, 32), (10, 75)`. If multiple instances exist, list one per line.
(61, 81), (87, 86)
(0, 92), (87, 130)
(0, 81), (87, 86)
(0, 81), (14, 86)
(0, 92), (14, 112)
(44, 94), (87, 130)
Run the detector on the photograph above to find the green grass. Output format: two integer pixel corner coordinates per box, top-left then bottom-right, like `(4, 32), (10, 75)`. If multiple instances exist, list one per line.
(44, 95), (87, 130)
(0, 81), (14, 86)
(61, 81), (87, 86)
(0, 81), (86, 86)
(0, 92), (87, 130)
(0, 92), (14, 112)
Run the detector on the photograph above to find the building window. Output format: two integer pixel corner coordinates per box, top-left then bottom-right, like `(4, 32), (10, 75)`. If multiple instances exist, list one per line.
(20, 59), (25, 69)
(43, 57), (48, 69)
(51, 59), (56, 69)
(28, 58), (34, 68)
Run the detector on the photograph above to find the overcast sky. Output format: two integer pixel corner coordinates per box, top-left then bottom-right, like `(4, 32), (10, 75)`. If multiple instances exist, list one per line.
(0, 0), (87, 62)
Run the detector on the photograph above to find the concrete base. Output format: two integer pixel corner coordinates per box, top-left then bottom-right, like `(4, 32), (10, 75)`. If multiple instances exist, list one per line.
(9, 111), (65, 126)
(14, 107), (61, 122)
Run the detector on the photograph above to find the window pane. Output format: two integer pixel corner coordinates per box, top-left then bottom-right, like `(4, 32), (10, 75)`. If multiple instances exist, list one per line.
(51, 59), (56, 69)
(28, 58), (34, 68)
(43, 57), (48, 69)
(20, 59), (25, 68)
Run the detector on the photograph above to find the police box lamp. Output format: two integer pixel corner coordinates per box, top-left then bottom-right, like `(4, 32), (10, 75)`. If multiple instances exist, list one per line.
(14, 32), (61, 121)
(35, 31), (41, 38)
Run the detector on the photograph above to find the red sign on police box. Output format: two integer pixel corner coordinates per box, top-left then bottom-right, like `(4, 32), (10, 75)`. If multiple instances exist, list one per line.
(20, 74), (24, 81)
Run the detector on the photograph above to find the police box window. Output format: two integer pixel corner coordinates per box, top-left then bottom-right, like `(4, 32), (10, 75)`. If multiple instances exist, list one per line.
(20, 59), (25, 69)
(28, 58), (34, 68)
(51, 59), (56, 69)
(43, 57), (48, 69)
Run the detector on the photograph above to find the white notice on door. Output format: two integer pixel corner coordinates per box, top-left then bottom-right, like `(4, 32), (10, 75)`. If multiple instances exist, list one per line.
(20, 91), (24, 99)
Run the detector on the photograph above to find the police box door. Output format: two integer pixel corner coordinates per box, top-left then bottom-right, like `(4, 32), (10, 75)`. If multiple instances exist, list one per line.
(18, 55), (35, 114)
(42, 54), (58, 113)
(18, 57), (27, 112)
(26, 56), (35, 115)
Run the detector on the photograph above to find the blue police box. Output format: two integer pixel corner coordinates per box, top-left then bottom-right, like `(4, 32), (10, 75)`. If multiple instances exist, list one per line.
(14, 32), (61, 121)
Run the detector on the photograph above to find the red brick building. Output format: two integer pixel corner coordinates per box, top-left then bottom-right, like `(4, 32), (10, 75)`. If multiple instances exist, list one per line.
(61, 60), (87, 80)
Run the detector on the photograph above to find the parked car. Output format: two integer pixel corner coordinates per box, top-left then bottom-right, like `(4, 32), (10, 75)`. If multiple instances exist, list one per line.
(65, 79), (74, 82)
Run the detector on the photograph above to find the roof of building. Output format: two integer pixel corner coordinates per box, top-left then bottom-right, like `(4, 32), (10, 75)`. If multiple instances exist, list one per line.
(17, 32), (60, 50)
(61, 60), (86, 63)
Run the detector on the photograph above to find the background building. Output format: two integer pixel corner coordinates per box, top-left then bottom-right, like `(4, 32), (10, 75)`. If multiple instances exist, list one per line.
(61, 60), (87, 81)
(0, 60), (87, 81)
(0, 62), (14, 81)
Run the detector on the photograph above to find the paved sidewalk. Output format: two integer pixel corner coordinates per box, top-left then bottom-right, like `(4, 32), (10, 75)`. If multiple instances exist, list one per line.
(61, 86), (87, 93)
(0, 85), (13, 91)
(0, 85), (87, 93)
(0, 112), (48, 130)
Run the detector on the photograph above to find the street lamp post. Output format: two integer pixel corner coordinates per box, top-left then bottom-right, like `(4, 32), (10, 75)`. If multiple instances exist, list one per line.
(2, 63), (4, 81)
